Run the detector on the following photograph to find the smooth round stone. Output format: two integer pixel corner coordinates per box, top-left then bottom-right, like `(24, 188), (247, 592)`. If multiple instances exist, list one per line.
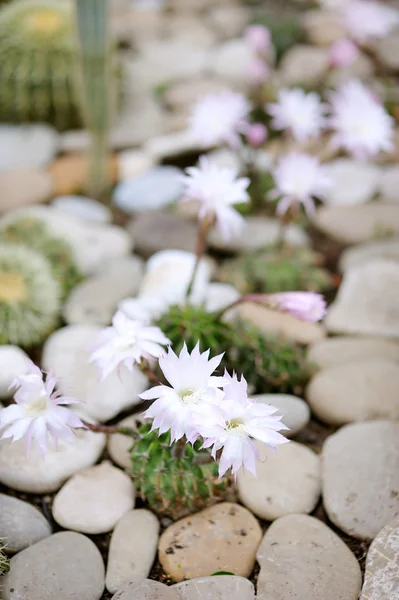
(1, 532), (104, 600)
(111, 580), (178, 600)
(158, 502), (262, 582)
(0, 205), (132, 275)
(0, 124), (59, 170)
(0, 429), (105, 493)
(307, 336), (399, 369)
(237, 303), (325, 345)
(339, 238), (399, 272)
(253, 394), (310, 437)
(106, 509), (159, 593)
(144, 130), (203, 162)
(374, 32), (399, 70)
(53, 461), (135, 534)
(237, 440), (321, 520)
(280, 45), (330, 86)
(0, 494), (51, 553)
(0, 168), (53, 213)
(302, 9), (346, 45)
(108, 415), (142, 470)
(322, 159), (380, 206)
(113, 166), (183, 213)
(379, 164), (399, 202)
(128, 211), (197, 257)
(210, 38), (257, 88)
(163, 78), (226, 114)
(256, 515), (362, 600)
(63, 256), (144, 325)
(307, 358), (399, 425)
(208, 6), (252, 40)
(173, 576), (255, 600)
(208, 216), (309, 253)
(52, 195), (112, 224)
(312, 204), (399, 245)
(322, 421), (399, 540)
(325, 260), (399, 338)
(360, 516), (399, 600)
(0, 346), (29, 399)
(116, 149), (154, 182)
(42, 325), (148, 422)
(204, 283), (240, 313)
(326, 53), (375, 87)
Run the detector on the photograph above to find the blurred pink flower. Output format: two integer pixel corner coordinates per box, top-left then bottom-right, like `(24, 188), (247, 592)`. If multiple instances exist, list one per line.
(0, 361), (84, 455)
(266, 292), (327, 322)
(342, 0), (399, 43)
(246, 123), (268, 148)
(329, 38), (359, 67)
(245, 24), (271, 54)
(249, 57), (270, 85)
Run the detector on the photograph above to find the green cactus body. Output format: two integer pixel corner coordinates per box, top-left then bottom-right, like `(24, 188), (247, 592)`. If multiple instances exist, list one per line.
(130, 423), (230, 520)
(0, 217), (82, 298)
(0, 0), (81, 129)
(219, 246), (333, 295)
(0, 242), (61, 346)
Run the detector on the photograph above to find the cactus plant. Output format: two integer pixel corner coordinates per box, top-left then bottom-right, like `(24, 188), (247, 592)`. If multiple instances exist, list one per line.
(130, 422), (231, 520)
(156, 303), (234, 356)
(0, 217), (82, 298)
(0, 540), (9, 576)
(219, 246), (333, 295)
(0, 242), (61, 346)
(0, 0), (84, 129)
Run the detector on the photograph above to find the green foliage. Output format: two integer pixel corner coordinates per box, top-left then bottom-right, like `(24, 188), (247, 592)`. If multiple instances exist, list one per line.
(0, 242), (61, 346)
(0, 0), (82, 129)
(226, 321), (313, 395)
(219, 246), (333, 295)
(0, 217), (82, 298)
(130, 423), (230, 519)
(0, 540), (10, 576)
(157, 304), (313, 395)
(252, 14), (304, 60)
(156, 303), (234, 356)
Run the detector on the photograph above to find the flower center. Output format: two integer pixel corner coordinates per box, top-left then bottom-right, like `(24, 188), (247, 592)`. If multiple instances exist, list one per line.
(227, 419), (247, 435)
(24, 396), (48, 416)
(0, 273), (27, 303)
(179, 388), (201, 405)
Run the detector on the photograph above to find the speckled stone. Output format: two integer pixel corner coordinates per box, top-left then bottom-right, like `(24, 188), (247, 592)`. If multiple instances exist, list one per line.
(173, 576), (255, 599)
(360, 516), (399, 600)
(0, 494), (51, 552)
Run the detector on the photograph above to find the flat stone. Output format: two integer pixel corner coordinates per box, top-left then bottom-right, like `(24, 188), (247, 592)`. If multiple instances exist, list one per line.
(302, 9), (347, 45)
(106, 509), (159, 593)
(0, 168), (53, 212)
(145, 130), (204, 163)
(339, 238), (399, 272)
(0, 346), (29, 399)
(53, 461), (135, 534)
(374, 32), (399, 70)
(322, 421), (399, 539)
(237, 303), (325, 345)
(325, 260), (399, 338)
(307, 336), (399, 369)
(280, 45), (330, 86)
(158, 502), (262, 582)
(113, 166), (183, 214)
(0, 205), (132, 275)
(237, 440), (320, 520)
(326, 53), (375, 87)
(256, 514), (362, 600)
(323, 159), (381, 205)
(49, 153), (118, 196)
(42, 325), (148, 422)
(312, 203), (399, 244)
(0, 494), (51, 553)
(210, 38), (256, 88)
(0, 429), (105, 493)
(307, 358), (399, 425)
(108, 415), (142, 470)
(163, 78), (226, 114)
(52, 195), (112, 224)
(207, 6), (251, 40)
(63, 256), (144, 325)
(117, 149), (154, 182)
(0, 124), (59, 170)
(111, 580), (178, 600)
(1, 532), (104, 600)
(253, 394), (310, 437)
(360, 516), (399, 600)
(173, 576), (255, 600)
(208, 216), (309, 253)
(128, 211), (196, 257)
(379, 164), (399, 202)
